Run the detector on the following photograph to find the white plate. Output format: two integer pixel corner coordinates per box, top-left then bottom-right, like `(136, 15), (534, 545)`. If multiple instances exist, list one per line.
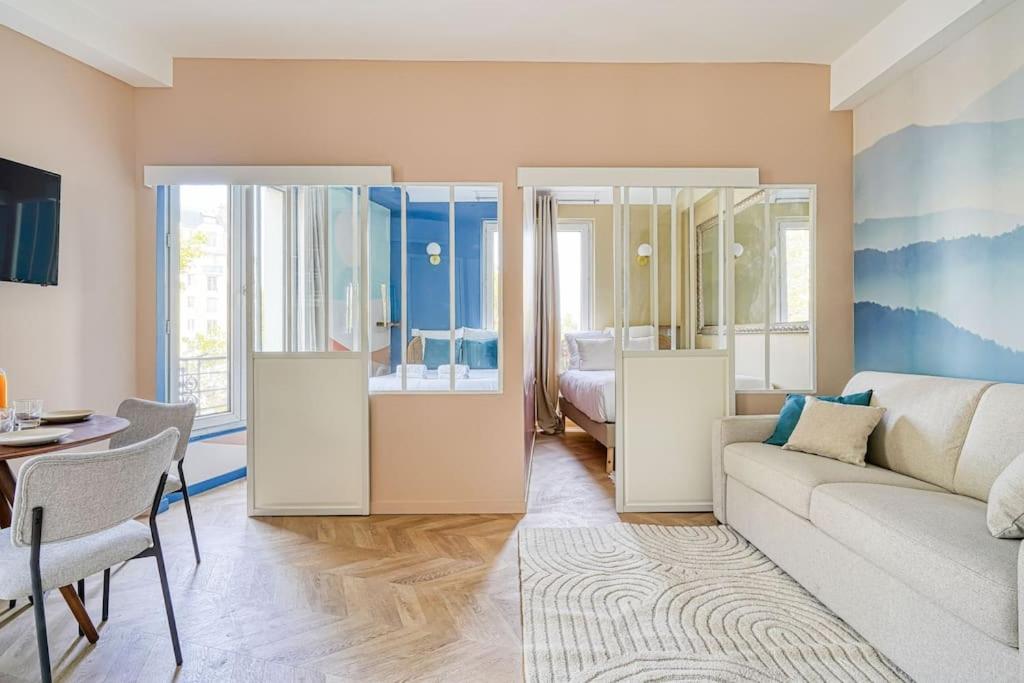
(41, 409), (94, 424)
(0, 427), (74, 447)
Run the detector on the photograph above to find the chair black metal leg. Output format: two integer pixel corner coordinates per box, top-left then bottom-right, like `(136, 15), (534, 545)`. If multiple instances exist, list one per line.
(77, 579), (85, 636)
(102, 569), (110, 622)
(30, 507), (52, 683)
(150, 474), (183, 666)
(178, 463), (201, 564)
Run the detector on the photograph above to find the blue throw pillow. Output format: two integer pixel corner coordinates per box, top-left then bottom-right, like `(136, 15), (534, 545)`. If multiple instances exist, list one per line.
(463, 338), (498, 369)
(763, 390), (873, 446)
(423, 337), (462, 370)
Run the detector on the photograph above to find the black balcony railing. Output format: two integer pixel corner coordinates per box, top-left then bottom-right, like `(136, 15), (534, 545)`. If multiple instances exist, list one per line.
(178, 355), (230, 416)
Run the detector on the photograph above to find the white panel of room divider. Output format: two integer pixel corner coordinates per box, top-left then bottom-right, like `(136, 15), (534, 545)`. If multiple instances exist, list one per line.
(249, 353), (368, 515)
(620, 351), (729, 512)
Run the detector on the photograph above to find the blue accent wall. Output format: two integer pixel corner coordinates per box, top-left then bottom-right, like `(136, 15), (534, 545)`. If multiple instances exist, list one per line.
(368, 190), (496, 369)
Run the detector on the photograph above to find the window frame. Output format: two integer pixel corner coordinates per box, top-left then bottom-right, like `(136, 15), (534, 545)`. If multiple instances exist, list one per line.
(775, 217), (811, 327)
(556, 218), (596, 333)
(481, 219), (500, 332)
(165, 185), (248, 435)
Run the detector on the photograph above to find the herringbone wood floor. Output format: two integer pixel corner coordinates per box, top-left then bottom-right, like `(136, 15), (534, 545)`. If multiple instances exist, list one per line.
(0, 429), (715, 681)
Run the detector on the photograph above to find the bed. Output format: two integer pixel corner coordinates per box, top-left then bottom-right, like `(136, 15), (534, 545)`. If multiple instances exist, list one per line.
(559, 371), (616, 474)
(369, 368), (499, 392)
(557, 330), (774, 474)
(368, 327), (500, 393)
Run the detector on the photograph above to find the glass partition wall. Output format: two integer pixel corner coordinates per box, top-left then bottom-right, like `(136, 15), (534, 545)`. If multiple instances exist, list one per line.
(665, 185), (814, 392)
(367, 184), (502, 393)
(250, 185), (362, 355)
(606, 184), (816, 387)
(249, 182), (502, 393)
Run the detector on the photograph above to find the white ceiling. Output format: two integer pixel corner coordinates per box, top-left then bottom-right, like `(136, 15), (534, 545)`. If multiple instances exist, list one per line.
(78, 0), (903, 65)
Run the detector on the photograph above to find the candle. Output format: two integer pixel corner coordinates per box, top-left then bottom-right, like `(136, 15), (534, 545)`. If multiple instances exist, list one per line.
(0, 368), (7, 409)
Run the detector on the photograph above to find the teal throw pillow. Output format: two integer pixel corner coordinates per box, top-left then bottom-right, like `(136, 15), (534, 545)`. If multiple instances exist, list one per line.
(763, 390), (874, 446)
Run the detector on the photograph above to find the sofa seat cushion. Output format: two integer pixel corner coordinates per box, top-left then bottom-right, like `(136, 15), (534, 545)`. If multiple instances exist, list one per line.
(723, 442), (943, 519)
(810, 483), (1019, 647)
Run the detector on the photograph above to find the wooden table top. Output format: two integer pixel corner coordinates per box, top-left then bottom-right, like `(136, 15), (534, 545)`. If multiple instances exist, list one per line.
(0, 414), (129, 461)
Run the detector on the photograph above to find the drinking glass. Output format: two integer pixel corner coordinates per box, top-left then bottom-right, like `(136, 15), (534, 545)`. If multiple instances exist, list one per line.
(0, 407), (13, 433)
(14, 399), (43, 429)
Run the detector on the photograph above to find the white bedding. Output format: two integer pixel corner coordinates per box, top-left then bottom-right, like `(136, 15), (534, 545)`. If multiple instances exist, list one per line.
(559, 371), (772, 423)
(369, 368), (499, 392)
(559, 369), (616, 423)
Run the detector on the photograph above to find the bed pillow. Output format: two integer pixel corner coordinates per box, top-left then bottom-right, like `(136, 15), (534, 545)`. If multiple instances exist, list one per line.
(463, 327), (498, 342)
(577, 337), (615, 371)
(464, 338), (498, 369)
(423, 337), (462, 369)
(782, 396), (886, 467)
(987, 452), (1024, 538)
(565, 331), (611, 369)
(764, 390), (873, 446)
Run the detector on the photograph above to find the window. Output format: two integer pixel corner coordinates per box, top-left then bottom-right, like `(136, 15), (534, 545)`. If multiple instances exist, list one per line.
(778, 219), (810, 324)
(557, 220), (593, 335)
(166, 185), (245, 432)
(482, 220), (500, 332)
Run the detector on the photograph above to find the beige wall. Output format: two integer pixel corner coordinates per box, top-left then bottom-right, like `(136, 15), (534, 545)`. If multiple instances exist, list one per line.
(131, 58), (852, 511)
(0, 28), (136, 415)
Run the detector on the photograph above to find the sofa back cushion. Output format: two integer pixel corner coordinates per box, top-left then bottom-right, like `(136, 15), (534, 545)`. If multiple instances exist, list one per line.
(843, 371), (993, 490)
(954, 383), (1024, 502)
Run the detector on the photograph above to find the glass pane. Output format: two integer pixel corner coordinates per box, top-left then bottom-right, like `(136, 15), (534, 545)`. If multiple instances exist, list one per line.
(454, 185), (500, 392)
(674, 188), (693, 350)
(622, 188), (656, 351)
(367, 187), (400, 383)
(176, 185), (231, 416)
(326, 186), (361, 353)
(254, 186), (287, 352)
(733, 189), (768, 389)
(292, 186), (329, 353)
(695, 189), (724, 349)
(406, 186), (452, 391)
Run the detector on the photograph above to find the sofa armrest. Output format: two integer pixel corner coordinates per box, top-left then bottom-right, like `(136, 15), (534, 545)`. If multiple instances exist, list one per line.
(1019, 543), (1024, 659)
(711, 415), (780, 525)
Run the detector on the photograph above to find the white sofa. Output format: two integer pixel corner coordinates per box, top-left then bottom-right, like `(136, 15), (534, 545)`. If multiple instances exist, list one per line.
(712, 371), (1024, 682)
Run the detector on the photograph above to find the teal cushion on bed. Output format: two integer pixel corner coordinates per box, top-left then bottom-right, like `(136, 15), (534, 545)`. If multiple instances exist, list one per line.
(763, 390), (874, 446)
(463, 338), (498, 369)
(423, 337), (462, 369)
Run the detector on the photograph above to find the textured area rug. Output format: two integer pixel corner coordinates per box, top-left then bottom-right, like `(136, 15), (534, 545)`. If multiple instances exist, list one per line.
(519, 524), (908, 682)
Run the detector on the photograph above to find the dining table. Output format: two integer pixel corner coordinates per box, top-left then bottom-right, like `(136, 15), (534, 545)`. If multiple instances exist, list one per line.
(0, 414), (130, 644)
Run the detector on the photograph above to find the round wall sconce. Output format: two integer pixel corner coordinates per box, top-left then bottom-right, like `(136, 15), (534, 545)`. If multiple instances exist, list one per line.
(426, 242), (442, 266)
(636, 243), (652, 266)
(732, 242), (745, 258)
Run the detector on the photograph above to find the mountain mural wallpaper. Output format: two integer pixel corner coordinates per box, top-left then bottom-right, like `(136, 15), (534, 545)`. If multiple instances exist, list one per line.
(853, 2), (1024, 383)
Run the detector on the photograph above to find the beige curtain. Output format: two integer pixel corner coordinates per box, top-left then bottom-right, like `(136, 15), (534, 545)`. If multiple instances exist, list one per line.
(535, 194), (563, 434)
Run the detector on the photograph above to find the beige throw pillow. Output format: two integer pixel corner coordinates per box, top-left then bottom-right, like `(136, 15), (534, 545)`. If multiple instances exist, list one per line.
(987, 452), (1024, 539)
(782, 396), (885, 467)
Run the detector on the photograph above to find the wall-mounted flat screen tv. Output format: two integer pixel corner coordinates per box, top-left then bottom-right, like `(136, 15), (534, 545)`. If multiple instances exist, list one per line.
(0, 158), (61, 286)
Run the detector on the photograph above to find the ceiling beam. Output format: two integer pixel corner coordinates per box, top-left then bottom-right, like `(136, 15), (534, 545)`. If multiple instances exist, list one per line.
(0, 0), (172, 87)
(830, 0), (1013, 111)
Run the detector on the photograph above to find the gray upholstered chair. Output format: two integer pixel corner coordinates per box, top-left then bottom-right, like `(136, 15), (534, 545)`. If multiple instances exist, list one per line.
(111, 398), (200, 563)
(0, 429), (183, 683)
